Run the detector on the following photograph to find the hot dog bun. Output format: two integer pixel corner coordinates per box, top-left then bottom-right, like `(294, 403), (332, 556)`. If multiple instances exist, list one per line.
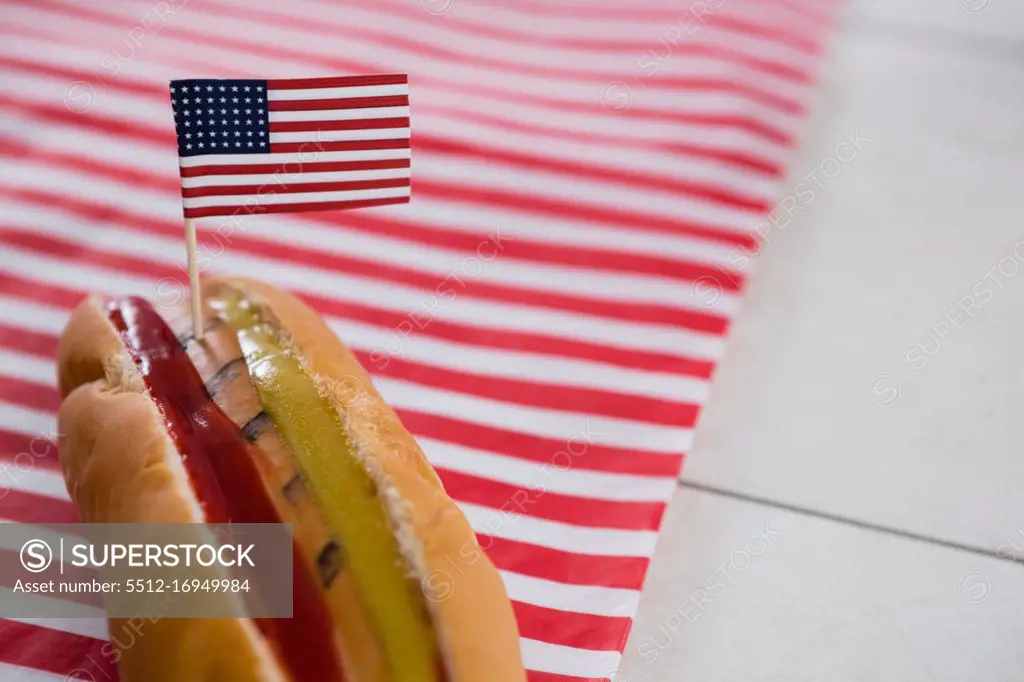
(56, 276), (525, 682)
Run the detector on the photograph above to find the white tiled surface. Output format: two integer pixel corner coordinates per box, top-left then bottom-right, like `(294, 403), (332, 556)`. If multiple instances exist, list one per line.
(621, 2), (1024, 680)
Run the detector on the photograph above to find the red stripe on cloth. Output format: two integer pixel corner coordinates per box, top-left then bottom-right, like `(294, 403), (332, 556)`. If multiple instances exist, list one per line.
(0, 378), (58, 413)
(481, 535), (650, 590)
(267, 74), (408, 89)
(513, 601), (631, 652)
(436, 469), (666, 532)
(360, 351), (700, 429)
(268, 117), (409, 132)
(398, 410), (684, 478)
(0, 428), (61, 471)
(414, 134), (771, 215)
(268, 95), (410, 111)
(0, 488), (77, 524)
(528, 672), (608, 682)
(180, 177), (410, 198)
(0, 621), (114, 680)
(179, 158), (410, 177)
(0, 323), (59, 360)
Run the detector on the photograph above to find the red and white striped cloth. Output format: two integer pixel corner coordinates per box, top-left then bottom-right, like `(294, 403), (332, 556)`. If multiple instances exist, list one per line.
(0, 0), (839, 680)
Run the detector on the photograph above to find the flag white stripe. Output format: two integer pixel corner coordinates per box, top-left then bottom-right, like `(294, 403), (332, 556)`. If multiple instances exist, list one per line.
(180, 168), (411, 188)
(268, 128), (410, 143)
(181, 186), (410, 209)
(266, 84), (409, 100)
(179, 148), (411, 167)
(268, 105), (410, 122)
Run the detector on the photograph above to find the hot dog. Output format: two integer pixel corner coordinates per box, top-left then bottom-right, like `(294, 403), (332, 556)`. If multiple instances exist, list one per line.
(56, 277), (525, 682)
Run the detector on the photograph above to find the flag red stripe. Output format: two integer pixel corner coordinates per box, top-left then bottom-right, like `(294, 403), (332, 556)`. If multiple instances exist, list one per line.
(268, 94), (410, 111)
(179, 177), (410, 198)
(268, 117), (409, 132)
(267, 74), (408, 89)
(180, 158), (410, 177)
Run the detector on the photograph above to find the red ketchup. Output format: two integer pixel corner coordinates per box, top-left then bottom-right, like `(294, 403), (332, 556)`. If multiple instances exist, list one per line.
(107, 297), (345, 682)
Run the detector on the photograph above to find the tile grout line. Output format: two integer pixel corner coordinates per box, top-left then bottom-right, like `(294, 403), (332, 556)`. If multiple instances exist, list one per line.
(678, 478), (1024, 566)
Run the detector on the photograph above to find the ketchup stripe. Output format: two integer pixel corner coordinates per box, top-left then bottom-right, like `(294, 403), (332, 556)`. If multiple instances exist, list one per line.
(107, 299), (348, 682)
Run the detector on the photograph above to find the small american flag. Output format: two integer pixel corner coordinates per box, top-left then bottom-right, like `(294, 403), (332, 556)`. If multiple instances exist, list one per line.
(169, 75), (411, 219)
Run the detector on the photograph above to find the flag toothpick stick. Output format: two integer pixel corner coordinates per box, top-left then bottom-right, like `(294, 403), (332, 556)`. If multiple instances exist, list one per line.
(184, 218), (203, 341)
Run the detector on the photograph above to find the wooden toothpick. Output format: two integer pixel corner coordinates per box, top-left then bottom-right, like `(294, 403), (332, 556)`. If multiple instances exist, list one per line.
(184, 218), (204, 341)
